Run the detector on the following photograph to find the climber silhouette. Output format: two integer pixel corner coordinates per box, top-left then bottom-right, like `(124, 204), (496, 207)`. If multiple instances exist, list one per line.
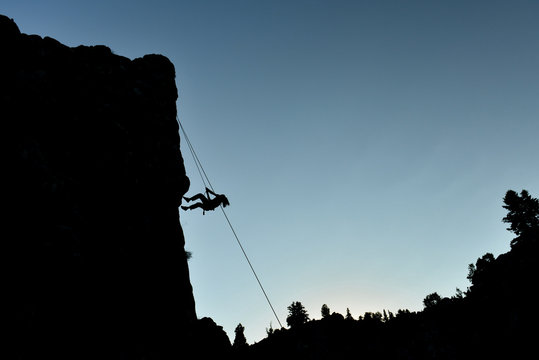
(181, 187), (230, 212)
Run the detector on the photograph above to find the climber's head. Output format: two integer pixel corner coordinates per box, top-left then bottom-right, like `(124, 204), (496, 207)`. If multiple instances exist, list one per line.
(221, 195), (230, 207)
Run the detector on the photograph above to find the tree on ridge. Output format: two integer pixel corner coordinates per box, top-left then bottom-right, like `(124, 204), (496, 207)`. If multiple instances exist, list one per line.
(287, 301), (309, 328)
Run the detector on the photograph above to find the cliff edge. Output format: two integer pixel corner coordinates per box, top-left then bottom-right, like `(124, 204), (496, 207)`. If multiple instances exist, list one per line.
(2, 15), (204, 359)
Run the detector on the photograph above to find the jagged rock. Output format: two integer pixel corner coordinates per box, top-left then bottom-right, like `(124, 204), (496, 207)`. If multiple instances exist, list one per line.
(194, 317), (233, 356)
(2, 14), (200, 359)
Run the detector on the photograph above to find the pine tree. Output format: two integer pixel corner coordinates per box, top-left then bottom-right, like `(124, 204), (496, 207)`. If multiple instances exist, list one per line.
(345, 308), (353, 320)
(321, 304), (330, 319)
(233, 323), (248, 349)
(502, 189), (539, 247)
(286, 301), (309, 328)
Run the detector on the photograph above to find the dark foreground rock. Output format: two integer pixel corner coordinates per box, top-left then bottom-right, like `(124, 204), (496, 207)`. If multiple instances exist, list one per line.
(1, 14), (224, 359)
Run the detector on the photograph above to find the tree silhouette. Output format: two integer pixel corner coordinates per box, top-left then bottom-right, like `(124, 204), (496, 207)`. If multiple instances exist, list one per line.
(423, 292), (442, 309)
(266, 322), (274, 337)
(345, 308), (353, 320)
(286, 301), (309, 328)
(321, 304), (330, 319)
(467, 253), (495, 286)
(233, 323), (248, 349)
(503, 189), (539, 247)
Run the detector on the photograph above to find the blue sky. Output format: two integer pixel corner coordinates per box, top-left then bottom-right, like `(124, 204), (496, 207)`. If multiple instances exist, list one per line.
(4, 0), (538, 343)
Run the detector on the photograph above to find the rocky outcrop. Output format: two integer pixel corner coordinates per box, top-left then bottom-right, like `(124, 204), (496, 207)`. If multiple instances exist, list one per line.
(2, 15), (199, 359)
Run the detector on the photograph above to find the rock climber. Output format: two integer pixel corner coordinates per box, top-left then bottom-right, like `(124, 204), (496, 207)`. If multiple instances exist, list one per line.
(181, 187), (230, 212)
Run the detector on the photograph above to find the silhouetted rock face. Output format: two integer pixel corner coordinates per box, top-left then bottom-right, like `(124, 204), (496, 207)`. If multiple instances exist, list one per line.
(2, 15), (196, 359)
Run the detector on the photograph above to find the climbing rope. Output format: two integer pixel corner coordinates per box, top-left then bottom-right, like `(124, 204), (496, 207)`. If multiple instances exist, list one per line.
(177, 117), (284, 329)
(178, 119), (208, 190)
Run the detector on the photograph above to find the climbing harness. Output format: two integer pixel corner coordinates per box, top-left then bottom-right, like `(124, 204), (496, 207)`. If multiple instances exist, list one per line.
(177, 117), (283, 329)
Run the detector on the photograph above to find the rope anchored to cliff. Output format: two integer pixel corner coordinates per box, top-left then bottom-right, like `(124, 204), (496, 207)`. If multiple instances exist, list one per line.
(177, 117), (284, 329)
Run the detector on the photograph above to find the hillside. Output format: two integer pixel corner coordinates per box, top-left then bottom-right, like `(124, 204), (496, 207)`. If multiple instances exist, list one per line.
(240, 190), (538, 359)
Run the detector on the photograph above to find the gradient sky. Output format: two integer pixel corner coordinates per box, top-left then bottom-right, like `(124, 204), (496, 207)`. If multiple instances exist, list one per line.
(4, 0), (538, 343)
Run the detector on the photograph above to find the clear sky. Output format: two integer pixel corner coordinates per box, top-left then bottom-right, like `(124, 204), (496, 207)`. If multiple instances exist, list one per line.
(4, 0), (538, 344)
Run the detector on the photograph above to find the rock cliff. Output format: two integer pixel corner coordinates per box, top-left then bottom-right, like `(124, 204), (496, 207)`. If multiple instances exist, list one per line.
(2, 15), (204, 359)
